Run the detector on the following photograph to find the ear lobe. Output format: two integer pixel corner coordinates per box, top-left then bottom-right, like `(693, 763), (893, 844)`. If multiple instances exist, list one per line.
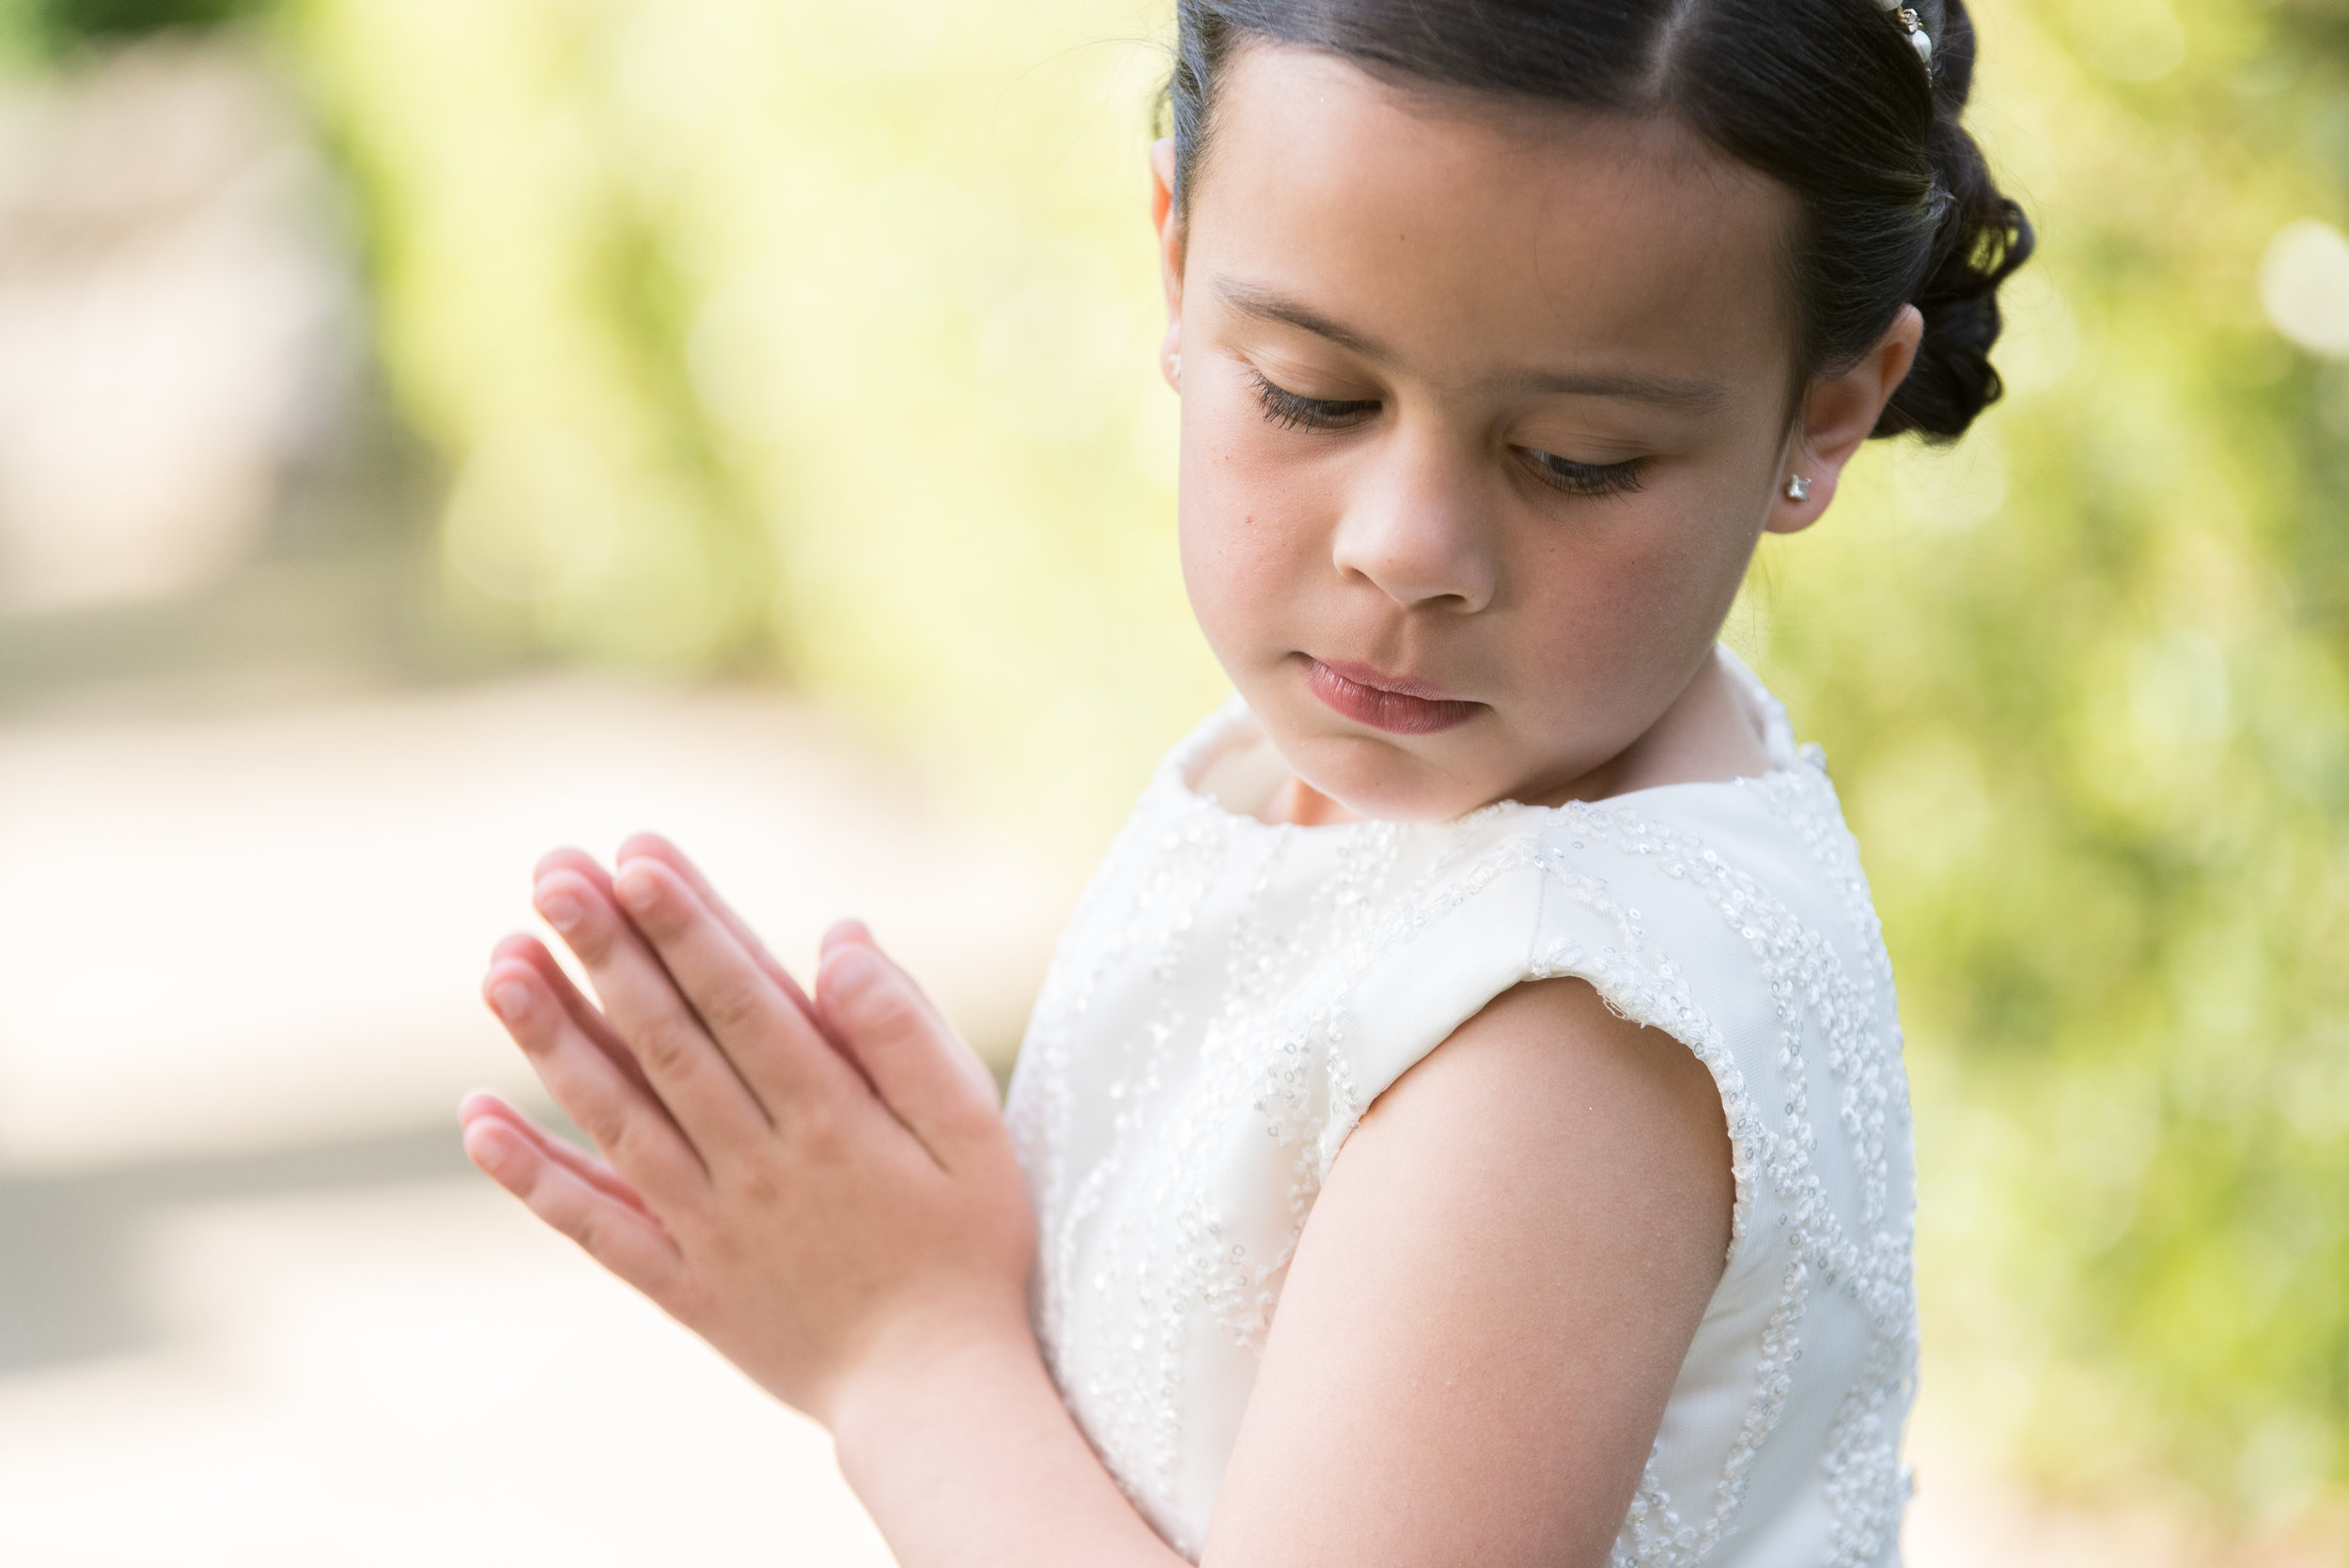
(1770, 304), (1924, 536)
(1766, 471), (1833, 536)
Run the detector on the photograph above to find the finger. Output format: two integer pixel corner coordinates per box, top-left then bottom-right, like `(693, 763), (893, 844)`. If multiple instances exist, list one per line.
(820, 920), (965, 1058)
(534, 869), (773, 1153)
(821, 921), (995, 1106)
(463, 1113), (689, 1304)
(459, 1090), (661, 1220)
(491, 932), (665, 1105)
(484, 955), (708, 1199)
(815, 933), (1003, 1171)
(610, 856), (866, 1115)
(611, 838), (876, 1091)
(614, 834), (825, 1026)
(533, 846), (616, 898)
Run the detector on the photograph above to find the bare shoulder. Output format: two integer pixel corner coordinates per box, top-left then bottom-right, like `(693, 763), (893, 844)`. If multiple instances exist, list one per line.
(1202, 979), (1734, 1568)
(1358, 976), (1734, 1252)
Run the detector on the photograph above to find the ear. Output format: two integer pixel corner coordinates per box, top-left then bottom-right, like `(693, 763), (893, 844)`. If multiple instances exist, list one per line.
(1769, 304), (1923, 535)
(1152, 136), (1184, 393)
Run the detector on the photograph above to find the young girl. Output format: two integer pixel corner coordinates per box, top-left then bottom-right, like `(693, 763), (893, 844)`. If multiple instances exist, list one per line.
(458, 1), (2032, 1562)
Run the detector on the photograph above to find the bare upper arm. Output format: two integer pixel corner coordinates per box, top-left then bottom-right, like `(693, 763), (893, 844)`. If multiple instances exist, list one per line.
(1200, 977), (1734, 1568)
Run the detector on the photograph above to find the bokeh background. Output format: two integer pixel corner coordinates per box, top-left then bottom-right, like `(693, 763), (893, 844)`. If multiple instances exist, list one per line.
(0, 0), (2343, 1560)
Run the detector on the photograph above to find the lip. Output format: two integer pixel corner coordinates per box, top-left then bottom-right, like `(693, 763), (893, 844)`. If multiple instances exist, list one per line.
(1304, 657), (1486, 736)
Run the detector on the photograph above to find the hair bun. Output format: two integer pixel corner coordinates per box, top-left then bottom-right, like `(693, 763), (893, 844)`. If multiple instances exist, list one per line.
(1877, 0), (2036, 441)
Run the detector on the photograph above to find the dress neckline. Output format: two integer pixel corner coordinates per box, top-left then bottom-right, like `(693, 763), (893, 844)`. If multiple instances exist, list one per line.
(1166, 644), (1806, 835)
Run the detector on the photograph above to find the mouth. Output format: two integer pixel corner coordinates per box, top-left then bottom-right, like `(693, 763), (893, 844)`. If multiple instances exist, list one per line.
(1304, 658), (1486, 736)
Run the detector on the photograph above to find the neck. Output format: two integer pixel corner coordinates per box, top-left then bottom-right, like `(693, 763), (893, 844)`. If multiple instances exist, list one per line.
(1270, 774), (1368, 828)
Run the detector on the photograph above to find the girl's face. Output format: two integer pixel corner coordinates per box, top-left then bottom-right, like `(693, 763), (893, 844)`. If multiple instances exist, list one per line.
(1159, 46), (1907, 822)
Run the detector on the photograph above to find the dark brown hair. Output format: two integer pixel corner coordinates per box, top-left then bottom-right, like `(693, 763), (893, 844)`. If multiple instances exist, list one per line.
(1165, 0), (2035, 440)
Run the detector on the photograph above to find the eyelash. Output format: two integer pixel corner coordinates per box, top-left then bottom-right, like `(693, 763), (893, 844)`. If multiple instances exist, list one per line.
(1517, 447), (1648, 500)
(1248, 367), (1377, 431)
(1246, 367), (1647, 500)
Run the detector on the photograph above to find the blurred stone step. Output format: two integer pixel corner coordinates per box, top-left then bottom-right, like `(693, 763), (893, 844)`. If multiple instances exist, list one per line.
(0, 674), (1086, 1172)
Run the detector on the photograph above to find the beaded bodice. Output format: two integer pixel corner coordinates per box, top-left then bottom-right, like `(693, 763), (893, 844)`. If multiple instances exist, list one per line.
(1003, 656), (1918, 1566)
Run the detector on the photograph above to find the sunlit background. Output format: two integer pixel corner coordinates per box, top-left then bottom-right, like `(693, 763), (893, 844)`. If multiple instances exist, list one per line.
(0, 0), (2342, 1560)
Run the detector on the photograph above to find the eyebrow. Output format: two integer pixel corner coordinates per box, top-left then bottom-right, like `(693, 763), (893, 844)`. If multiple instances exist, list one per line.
(1501, 367), (1732, 413)
(1217, 278), (1388, 359)
(1212, 276), (1733, 414)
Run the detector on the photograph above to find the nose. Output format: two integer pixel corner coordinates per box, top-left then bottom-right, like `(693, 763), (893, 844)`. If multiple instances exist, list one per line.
(1328, 433), (1499, 613)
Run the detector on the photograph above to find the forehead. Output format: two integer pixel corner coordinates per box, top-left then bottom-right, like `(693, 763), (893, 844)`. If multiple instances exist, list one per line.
(1187, 47), (1797, 392)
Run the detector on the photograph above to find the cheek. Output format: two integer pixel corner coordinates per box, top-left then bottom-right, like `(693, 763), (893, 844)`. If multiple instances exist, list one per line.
(1175, 397), (1335, 661)
(1502, 487), (1763, 692)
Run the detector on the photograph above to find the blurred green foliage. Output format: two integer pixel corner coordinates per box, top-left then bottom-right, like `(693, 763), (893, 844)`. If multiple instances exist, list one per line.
(17, 0), (2349, 1530)
(280, 0), (1221, 826)
(0, 0), (265, 58)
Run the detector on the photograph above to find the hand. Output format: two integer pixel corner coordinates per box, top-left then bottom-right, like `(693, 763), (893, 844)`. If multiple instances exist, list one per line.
(460, 834), (1037, 1425)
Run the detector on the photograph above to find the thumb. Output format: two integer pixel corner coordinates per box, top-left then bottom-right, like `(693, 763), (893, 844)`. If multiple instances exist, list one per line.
(815, 933), (1002, 1165)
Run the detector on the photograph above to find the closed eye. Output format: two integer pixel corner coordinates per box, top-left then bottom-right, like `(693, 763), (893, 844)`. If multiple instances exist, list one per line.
(1249, 368), (1378, 432)
(1517, 446), (1646, 500)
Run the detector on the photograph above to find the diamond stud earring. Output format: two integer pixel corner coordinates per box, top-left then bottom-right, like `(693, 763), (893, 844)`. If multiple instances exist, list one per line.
(1785, 474), (1812, 503)
(1167, 352), (1181, 381)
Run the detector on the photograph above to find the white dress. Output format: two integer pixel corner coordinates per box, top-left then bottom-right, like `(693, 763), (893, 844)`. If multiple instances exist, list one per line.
(1003, 652), (1917, 1566)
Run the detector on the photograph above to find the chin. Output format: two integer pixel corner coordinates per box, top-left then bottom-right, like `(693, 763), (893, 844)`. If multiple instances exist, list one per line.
(1288, 730), (1495, 824)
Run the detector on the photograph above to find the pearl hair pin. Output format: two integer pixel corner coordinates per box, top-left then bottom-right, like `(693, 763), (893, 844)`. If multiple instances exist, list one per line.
(1875, 0), (1935, 70)
(1786, 474), (1812, 502)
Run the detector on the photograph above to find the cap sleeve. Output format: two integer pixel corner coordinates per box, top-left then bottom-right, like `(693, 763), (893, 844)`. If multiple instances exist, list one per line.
(1322, 814), (1779, 1269)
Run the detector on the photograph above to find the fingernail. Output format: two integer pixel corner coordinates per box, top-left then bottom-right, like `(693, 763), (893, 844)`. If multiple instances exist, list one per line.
(490, 981), (530, 1021)
(614, 864), (658, 913)
(825, 944), (883, 1005)
(467, 1123), (518, 1179)
(534, 879), (583, 931)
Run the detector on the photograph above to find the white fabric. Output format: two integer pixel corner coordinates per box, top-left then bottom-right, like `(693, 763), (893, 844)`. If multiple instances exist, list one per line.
(1004, 651), (1917, 1566)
